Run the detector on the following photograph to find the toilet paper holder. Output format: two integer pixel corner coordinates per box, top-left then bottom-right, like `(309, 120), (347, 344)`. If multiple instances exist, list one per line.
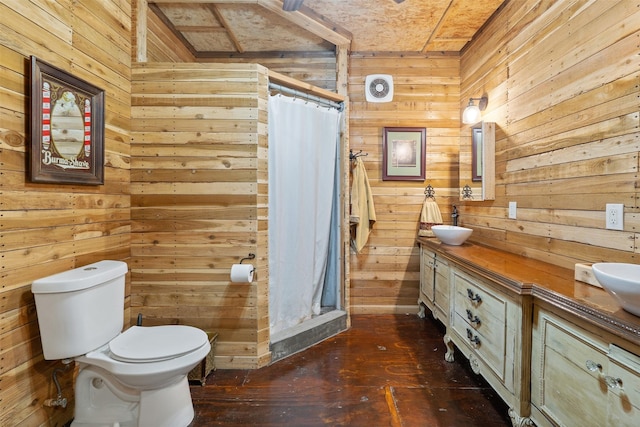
(231, 253), (255, 282)
(240, 253), (255, 266)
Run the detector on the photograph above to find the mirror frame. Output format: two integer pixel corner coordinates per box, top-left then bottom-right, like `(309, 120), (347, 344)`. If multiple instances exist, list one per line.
(461, 122), (495, 201)
(472, 125), (483, 182)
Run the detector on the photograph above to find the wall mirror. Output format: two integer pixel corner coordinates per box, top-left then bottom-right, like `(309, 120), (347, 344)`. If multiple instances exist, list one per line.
(459, 121), (495, 201)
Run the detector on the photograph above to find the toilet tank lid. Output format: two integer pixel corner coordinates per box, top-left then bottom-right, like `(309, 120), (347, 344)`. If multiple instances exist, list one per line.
(32, 260), (128, 294)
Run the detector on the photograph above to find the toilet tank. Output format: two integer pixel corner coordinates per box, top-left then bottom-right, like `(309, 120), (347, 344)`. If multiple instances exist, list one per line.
(31, 260), (128, 360)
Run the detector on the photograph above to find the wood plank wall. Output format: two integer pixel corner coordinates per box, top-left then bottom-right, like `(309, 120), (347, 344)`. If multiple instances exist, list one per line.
(460, 0), (640, 269)
(348, 53), (461, 313)
(0, 1), (132, 426)
(130, 63), (271, 370)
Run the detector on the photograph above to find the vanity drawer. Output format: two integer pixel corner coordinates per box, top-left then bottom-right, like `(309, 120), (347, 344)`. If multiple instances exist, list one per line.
(453, 271), (507, 333)
(452, 310), (506, 379)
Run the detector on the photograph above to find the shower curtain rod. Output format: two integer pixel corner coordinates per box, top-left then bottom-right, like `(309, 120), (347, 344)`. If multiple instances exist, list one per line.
(268, 82), (345, 112)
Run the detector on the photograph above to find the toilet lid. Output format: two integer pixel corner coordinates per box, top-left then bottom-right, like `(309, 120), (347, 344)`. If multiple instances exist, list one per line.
(109, 325), (207, 363)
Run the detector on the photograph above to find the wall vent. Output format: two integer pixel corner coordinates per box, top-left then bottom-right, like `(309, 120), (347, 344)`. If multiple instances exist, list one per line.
(365, 74), (394, 103)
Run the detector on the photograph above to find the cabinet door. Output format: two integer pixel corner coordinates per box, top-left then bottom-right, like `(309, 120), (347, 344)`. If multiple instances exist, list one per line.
(533, 309), (640, 427)
(420, 249), (435, 303)
(433, 257), (450, 319)
(607, 345), (640, 425)
(532, 308), (609, 427)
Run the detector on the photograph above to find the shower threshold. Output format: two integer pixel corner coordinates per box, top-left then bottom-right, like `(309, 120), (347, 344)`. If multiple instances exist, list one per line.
(269, 310), (348, 363)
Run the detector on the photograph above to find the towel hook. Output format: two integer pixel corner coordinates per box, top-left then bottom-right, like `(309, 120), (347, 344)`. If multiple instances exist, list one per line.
(349, 149), (368, 161)
(462, 185), (474, 200)
(424, 184), (435, 199)
(240, 253), (255, 264)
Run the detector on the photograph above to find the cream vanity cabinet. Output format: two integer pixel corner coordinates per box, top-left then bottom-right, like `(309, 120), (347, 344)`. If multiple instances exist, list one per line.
(531, 305), (640, 427)
(448, 267), (532, 426)
(418, 247), (451, 326)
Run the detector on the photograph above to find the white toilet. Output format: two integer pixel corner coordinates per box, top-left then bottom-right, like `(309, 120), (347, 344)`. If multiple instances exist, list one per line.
(31, 260), (211, 427)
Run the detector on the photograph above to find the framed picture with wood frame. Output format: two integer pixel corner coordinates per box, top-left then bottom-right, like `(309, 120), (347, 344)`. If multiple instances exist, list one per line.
(30, 56), (105, 185)
(382, 127), (426, 181)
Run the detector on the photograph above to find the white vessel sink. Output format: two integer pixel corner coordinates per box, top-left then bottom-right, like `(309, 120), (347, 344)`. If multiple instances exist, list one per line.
(592, 263), (640, 317)
(431, 225), (473, 246)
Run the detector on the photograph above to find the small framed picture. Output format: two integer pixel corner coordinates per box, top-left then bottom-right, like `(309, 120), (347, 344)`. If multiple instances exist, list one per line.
(30, 56), (105, 185)
(382, 127), (426, 181)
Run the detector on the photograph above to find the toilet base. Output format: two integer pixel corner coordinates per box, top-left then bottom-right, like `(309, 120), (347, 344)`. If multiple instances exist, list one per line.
(71, 365), (194, 427)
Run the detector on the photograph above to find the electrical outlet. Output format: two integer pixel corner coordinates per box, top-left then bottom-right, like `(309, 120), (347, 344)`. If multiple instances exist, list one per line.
(606, 203), (624, 230)
(509, 201), (517, 219)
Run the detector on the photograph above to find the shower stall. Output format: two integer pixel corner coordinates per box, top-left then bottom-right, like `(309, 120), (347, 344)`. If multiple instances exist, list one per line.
(267, 86), (348, 360)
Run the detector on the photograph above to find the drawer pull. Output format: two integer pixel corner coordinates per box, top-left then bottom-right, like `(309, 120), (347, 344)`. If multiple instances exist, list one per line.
(585, 360), (602, 372)
(605, 376), (623, 389)
(466, 288), (482, 303)
(466, 309), (481, 327)
(466, 328), (481, 347)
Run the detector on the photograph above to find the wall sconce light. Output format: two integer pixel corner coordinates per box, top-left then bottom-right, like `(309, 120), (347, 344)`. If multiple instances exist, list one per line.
(462, 95), (488, 124)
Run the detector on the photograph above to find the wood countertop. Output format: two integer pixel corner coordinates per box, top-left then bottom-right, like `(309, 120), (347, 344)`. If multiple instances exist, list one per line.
(417, 237), (640, 344)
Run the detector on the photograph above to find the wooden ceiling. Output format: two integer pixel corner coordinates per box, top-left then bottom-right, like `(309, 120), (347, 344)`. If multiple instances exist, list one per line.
(149, 0), (506, 57)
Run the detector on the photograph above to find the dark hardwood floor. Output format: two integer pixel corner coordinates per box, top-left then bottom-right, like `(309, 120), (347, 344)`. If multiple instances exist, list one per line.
(190, 313), (512, 426)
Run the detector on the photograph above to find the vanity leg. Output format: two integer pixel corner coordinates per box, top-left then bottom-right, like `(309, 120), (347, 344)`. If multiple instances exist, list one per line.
(443, 333), (454, 362)
(508, 408), (534, 427)
(417, 301), (426, 318)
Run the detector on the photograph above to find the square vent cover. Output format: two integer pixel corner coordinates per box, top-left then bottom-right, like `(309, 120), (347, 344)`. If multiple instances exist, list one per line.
(365, 74), (394, 103)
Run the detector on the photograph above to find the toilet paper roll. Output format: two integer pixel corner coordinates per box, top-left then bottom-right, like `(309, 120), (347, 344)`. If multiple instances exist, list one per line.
(230, 264), (254, 283)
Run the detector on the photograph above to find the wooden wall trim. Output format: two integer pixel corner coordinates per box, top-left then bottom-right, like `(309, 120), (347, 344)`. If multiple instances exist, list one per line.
(268, 69), (344, 102)
(135, 0), (148, 62)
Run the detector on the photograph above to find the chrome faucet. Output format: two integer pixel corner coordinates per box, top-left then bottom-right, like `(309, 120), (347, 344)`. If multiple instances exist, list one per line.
(452, 205), (459, 226)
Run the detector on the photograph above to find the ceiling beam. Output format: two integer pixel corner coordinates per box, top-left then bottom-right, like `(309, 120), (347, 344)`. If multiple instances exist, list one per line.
(421, 0), (454, 53)
(150, 0), (352, 48)
(207, 4), (245, 53)
(258, 0), (350, 47)
(148, 2), (199, 57)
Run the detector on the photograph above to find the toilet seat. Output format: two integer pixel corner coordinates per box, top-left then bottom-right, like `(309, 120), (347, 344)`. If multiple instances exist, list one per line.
(109, 325), (208, 363)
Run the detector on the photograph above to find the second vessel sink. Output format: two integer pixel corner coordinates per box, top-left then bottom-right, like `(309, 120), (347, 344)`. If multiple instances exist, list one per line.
(592, 263), (640, 317)
(431, 225), (473, 246)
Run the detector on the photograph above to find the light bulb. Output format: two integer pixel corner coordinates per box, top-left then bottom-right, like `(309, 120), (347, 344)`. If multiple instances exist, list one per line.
(462, 104), (481, 124)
